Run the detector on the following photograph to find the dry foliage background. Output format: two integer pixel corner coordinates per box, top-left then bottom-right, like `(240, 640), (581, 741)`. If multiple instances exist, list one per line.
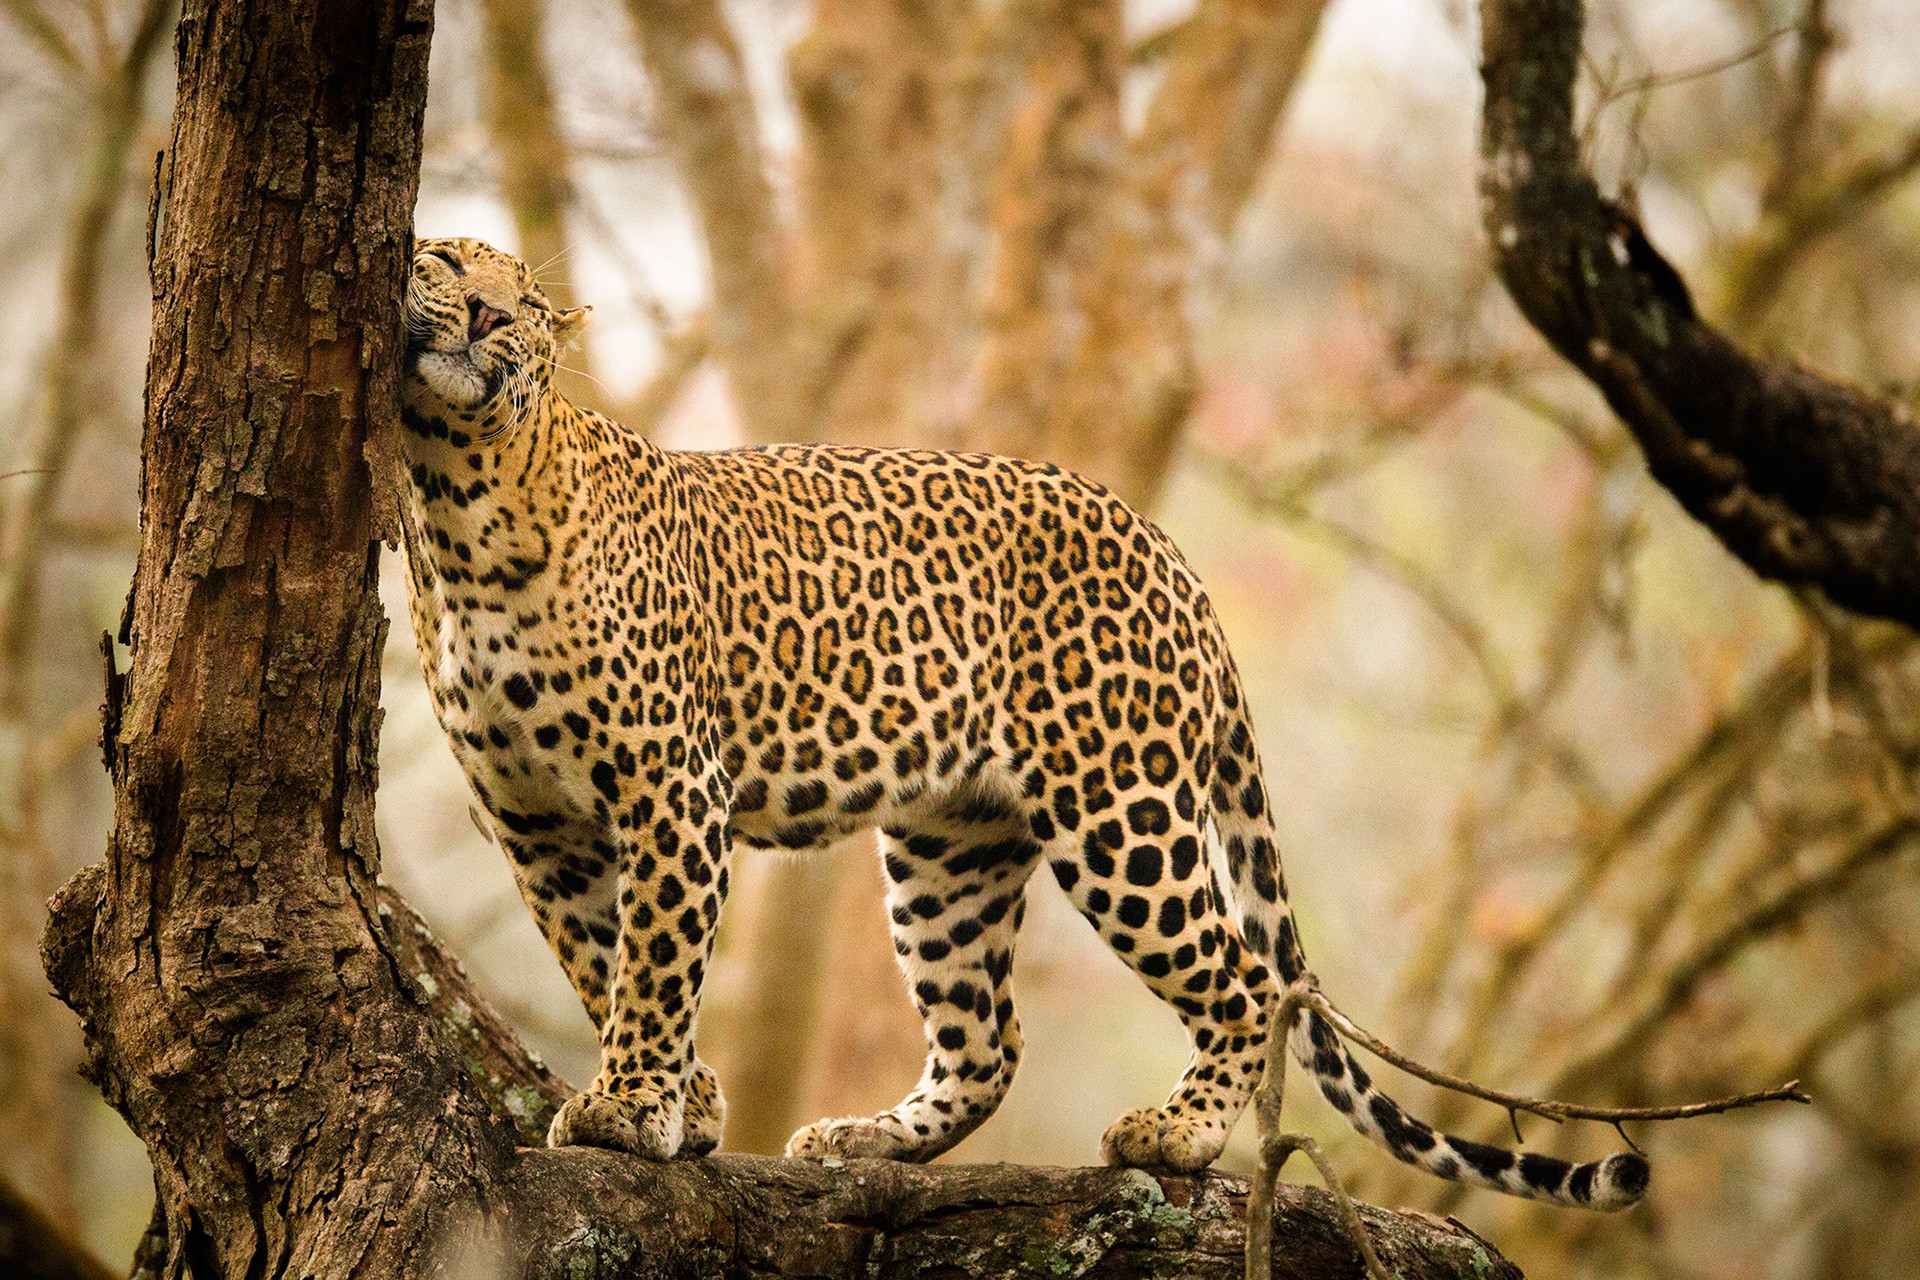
(2, 0), (1918, 1276)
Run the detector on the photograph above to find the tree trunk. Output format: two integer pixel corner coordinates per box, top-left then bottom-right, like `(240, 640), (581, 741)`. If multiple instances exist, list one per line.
(39, 1), (529, 1274)
(38, 3), (1525, 1276)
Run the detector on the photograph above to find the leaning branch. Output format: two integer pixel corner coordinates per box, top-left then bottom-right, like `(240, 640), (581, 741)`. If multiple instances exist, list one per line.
(1479, 0), (1920, 631)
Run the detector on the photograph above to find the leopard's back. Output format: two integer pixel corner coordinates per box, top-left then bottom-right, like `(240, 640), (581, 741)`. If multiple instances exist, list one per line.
(668, 443), (1232, 857)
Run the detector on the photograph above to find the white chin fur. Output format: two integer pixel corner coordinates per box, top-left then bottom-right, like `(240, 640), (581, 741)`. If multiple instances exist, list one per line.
(415, 350), (490, 407)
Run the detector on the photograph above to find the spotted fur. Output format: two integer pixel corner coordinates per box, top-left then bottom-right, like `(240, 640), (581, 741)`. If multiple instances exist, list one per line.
(396, 237), (1648, 1210)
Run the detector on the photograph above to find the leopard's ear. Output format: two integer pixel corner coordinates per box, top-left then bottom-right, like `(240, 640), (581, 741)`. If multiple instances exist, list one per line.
(554, 304), (591, 345)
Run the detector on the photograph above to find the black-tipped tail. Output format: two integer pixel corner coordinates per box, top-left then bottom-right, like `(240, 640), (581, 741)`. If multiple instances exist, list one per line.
(1292, 1008), (1648, 1211)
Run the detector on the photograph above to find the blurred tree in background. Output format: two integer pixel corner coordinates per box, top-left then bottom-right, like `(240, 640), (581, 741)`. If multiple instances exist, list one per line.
(2, 0), (1918, 1276)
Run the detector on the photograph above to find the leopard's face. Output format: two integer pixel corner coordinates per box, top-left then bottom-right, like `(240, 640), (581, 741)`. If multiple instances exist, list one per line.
(403, 236), (585, 417)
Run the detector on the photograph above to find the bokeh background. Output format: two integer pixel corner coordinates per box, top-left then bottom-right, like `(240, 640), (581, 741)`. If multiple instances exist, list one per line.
(4, 1), (1919, 1276)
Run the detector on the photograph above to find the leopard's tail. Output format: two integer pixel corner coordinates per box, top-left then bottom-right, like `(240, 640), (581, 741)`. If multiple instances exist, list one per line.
(1212, 716), (1648, 1212)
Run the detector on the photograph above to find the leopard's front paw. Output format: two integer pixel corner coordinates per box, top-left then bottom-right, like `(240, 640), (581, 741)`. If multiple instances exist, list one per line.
(785, 1115), (914, 1161)
(548, 1086), (682, 1159)
(679, 1059), (726, 1158)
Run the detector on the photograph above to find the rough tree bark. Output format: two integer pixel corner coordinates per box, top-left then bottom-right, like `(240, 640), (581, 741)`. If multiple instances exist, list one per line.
(1480, 0), (1920, 631)
(40, 1), (540, 1274)
(35, 2), (1523, 1275)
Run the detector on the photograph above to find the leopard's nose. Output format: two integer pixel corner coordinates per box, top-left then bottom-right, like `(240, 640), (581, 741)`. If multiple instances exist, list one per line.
(467, 293), (512, 342)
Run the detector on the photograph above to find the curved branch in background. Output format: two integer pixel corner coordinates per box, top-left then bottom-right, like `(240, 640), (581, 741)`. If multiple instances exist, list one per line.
(0, 0), (172, 1228)
(975, 0), (1330, 510)
(1479, 0), (1920, 632)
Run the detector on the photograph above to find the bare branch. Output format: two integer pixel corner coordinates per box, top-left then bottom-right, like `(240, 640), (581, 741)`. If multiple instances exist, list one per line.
(1723, 122), (1920, 325)
(1764, 0), (1835, 211)
(0, 0), (86, 76)
(1540, 814), (1920, 1105)
(1247, 982), (1392, 1280)
(1298, 979), (1808, 1128)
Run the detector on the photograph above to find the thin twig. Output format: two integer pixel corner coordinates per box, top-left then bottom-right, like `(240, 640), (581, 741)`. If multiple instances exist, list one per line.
(1247, 980), (1390, 1280)
(1304, 981), (1809, 1127)
(1246, 972), (1802, 1278)
(1588, 22), (1800, 122)
(1765, 0), (1835, 211)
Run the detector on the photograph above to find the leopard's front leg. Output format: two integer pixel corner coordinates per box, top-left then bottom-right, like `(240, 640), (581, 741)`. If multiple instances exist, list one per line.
(547, 755), (732, 1159)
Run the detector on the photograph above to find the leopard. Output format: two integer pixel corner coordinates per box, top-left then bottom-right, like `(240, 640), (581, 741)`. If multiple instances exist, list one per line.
(396, 235), (1649, 1211)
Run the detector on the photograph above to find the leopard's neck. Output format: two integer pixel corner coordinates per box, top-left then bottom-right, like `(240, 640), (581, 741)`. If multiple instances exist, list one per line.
(397, 385), (676, 604)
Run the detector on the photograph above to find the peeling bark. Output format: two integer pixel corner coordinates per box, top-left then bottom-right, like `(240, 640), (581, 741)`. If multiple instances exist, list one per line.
(39, 1), (521, 1275)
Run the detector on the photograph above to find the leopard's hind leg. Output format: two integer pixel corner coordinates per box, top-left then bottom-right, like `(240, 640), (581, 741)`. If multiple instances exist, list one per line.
(786, 786), (1039, 1161)
(1042, 787), (1273, 1172)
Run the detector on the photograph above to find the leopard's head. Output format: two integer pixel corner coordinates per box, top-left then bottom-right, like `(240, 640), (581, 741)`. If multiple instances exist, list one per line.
(403, 236), (587, 426)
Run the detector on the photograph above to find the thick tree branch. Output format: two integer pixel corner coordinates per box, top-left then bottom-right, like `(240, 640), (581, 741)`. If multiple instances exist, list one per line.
(971, 0), (1127, 474)
(372, 881), (571, 1143)
(974, 0), (1326, 509)
(1480, 0), (1920, 630)
(498, 1152), (1519, 1280)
